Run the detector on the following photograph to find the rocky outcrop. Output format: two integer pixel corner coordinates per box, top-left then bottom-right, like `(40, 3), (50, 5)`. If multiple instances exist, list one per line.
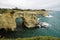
(39, 10), (48, 16)
(21, 13), (39, 28)
(0, 10), (48, 31)
(20, 11), (48, 28)
(0, 11), (39, 31)
(0, 11), (19, 31)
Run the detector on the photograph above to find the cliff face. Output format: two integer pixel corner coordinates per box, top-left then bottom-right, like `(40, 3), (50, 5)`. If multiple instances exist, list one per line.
(0, 12), (19, 31)
(21, 13), (39, 28)
(39, 11), (48, 16)
(0, 10), (48, 31)
(21, 11), (48, 28)
(0, 13), (39, 31)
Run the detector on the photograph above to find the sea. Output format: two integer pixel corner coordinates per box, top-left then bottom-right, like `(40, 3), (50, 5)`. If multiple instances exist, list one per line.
(2, 11), (60, 38)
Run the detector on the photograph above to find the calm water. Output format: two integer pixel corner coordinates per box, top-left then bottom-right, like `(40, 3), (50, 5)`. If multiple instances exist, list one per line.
(15, 11), (60, 38)
(2, 11), (60, 38)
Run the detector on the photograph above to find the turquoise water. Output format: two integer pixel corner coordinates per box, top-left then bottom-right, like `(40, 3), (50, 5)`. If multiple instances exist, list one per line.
(3, 11), (60, 38)
(15, 11), (60, 38)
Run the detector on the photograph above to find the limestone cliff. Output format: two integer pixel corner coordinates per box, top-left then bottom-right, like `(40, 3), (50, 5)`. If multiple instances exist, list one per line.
(0, 11), (19, 31)
(22, 13), (39, 28)
(0, 10), (48, 31)
(39, 11), (48, 16)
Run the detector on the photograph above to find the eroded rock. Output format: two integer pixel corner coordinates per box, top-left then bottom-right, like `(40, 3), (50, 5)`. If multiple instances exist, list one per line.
(0, 10), (48, 31)
(22, 13), (39, 28)
(0, 11), (19, 31)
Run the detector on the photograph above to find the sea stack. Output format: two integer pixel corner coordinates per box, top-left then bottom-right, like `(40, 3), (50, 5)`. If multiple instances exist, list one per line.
(22, 12), (39, 28)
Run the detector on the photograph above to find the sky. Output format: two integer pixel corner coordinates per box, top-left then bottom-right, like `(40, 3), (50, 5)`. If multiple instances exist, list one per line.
(0, 0), (60, 10)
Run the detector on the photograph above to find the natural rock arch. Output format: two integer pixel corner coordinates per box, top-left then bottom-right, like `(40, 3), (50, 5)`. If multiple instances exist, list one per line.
(0, 11), (39, 31)
(0, 11), (21, 31)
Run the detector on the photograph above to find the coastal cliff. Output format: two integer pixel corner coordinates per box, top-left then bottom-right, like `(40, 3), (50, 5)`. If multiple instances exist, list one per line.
(22, 13), (39, 28)
(40, 11), (48, 16)
(0, 11), (19, 31)
(0, 9), (48, 31)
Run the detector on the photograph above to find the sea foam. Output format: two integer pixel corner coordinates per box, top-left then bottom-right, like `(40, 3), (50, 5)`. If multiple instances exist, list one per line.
(38, 22), (51, 28)
(38, 18), (40, 20)
(45, 15), (53, 18)
(42, 22), (50, 27)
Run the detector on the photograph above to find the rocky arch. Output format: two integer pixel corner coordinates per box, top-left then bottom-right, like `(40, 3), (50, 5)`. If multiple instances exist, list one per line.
(0, 11), (39, 31)
(0, 11), (21, 31)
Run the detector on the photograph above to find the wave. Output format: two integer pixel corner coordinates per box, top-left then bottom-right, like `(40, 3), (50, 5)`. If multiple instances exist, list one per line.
(38, 22), (51, 28)
(42, 22), (50, 27)
(38, 18), (40, 20)
(45, 15), (53, 18)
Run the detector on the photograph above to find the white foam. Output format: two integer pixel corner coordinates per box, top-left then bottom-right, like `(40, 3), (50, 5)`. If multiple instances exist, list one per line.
(41, 22), (51, 27)
(45, 15), (53, 18)
(38, 18), (40, 20)
(37, 24), (41, 27)
(37, 22), (51, 28)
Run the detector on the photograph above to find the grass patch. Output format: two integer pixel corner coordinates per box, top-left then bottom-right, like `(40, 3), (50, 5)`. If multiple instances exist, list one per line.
(0, 36), (60, 40)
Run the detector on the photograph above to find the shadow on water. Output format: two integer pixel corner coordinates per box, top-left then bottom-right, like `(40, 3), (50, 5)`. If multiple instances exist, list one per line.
(0, 24), (39, 38)
(0, 17), (39, 38)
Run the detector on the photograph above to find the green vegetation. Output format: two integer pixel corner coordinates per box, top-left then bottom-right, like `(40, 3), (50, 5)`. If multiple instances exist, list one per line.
(16, 36), (60, 40)
(41, 9), (46, 11)
(0, 8), (48, 17)
(0, 36), (60, 40)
